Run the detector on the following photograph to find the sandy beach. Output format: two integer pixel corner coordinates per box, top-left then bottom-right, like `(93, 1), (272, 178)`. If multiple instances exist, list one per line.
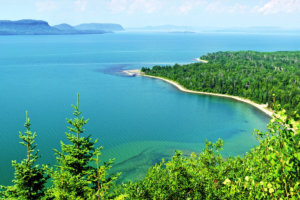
(122, 69), (142, 76)
(124, 69), (273, 117)
(195, 58), (209, 63)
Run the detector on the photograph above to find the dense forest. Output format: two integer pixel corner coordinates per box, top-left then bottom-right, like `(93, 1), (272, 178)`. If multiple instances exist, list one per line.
(142, 51), (300, 122)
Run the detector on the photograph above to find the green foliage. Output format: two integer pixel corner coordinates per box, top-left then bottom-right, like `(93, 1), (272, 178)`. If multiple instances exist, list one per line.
(0, 111), (49, 200)
(142, 51), (300, 120)
(121, 109), (299, 199)
(46, 94), (118, 199)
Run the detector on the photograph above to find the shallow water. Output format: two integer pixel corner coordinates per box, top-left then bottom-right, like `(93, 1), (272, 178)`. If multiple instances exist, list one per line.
(0, 32), (299, 184)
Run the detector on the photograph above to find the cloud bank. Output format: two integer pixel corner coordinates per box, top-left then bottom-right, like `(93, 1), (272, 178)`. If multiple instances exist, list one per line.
(256, 0), (300, 15)
(36, 0), (57, 12)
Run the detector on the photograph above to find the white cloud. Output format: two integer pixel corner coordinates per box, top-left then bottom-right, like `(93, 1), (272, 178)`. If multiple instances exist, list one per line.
(107, 0), (207, 15)
(227, 3), (247, 14)
(205, 1), (222, 12)
(74, 0), (88, 11)
(128, 0), (162, 14)
(108, 0), (130, 13)
(108, 0), (164, 14)
(179, 0), (205, 14)
(255, 0), (300, 15)
(179, 4), (193, 14)
(205, 1), (246, 14)
(36, 0), (57, 12)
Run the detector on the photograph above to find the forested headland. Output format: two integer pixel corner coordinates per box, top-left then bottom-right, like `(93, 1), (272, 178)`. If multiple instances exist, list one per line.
(142, 51), (300, 123)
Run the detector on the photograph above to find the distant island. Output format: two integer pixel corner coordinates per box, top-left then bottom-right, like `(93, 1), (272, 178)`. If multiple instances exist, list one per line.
(126, 25), (300, 34)
(75, 23), (124, 32)
(169, 31), (196, 34)
(0, 19), (124, 35)
(127, 25), (196, 32)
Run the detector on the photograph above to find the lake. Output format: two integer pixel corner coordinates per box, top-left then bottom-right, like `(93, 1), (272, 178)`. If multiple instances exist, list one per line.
(0, 32), (299, 184)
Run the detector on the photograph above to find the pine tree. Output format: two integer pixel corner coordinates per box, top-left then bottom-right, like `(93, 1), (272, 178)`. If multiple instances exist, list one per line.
(87, 150), (119, 200)
(0, 111), (48, 200)
(48, 94), (117, 199)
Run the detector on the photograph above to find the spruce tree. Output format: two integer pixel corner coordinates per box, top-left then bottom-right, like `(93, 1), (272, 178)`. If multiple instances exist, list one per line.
(48, 94), (117, 199)
(0, 111), (48, 200)
(87, 150), (119, 200)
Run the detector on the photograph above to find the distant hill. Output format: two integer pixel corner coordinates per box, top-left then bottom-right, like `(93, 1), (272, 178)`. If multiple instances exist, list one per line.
(0, 20), (123, 35)
(53, 23), (77, 31)
(0, 20), (61, 35)
(75, 23), (124, 32)
(213, 26), (300, 34)
(126, 25), (300, 34)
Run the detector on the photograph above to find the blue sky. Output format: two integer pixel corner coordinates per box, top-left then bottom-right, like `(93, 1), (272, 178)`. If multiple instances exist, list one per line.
(0, 0), (299, 28)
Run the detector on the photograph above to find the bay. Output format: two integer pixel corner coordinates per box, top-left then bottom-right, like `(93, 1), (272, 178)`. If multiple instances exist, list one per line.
(0, 32), (299, 184)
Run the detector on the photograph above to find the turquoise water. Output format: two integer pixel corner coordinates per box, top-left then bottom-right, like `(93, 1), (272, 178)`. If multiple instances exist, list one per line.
(0, 33), (299, 184)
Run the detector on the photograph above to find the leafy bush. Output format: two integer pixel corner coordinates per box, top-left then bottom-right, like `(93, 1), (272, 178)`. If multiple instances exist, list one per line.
(122, 111), (299, 199)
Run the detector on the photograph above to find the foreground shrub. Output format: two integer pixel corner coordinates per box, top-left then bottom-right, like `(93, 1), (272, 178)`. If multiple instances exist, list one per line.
(123, 111), (299, 199)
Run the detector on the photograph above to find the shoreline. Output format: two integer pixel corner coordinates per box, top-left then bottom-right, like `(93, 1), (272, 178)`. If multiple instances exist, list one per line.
(123, 69), (273, 118)
(122, 69), (141, 76)
(194, 58), (209, 63)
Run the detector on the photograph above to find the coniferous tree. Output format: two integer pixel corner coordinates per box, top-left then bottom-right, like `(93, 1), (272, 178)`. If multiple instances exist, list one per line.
(47, 94), (117, 199)
(87, 150), (119, 200)
(0, 111), (48, 200)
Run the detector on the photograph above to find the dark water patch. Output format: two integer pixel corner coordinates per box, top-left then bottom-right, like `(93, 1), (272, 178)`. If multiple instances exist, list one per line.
(113, 147), (153, 167)
(111, 148), (174, 183)
(110, 145), (203, 183)
(229, 129), (247, 137)
(94, 64), (132, 76)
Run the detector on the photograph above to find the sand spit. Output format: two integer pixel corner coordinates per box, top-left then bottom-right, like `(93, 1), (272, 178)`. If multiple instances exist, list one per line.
(195, 58), (209, 63)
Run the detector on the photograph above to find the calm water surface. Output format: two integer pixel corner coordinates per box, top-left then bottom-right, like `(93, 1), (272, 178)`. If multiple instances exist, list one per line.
(0, 32), (299, 184)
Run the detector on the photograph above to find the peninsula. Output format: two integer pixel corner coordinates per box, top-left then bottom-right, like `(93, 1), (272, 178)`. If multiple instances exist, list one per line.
(125, 51), (300, 127)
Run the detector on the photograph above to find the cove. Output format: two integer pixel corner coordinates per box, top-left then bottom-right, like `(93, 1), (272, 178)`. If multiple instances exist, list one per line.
(1, 32), (299, 184)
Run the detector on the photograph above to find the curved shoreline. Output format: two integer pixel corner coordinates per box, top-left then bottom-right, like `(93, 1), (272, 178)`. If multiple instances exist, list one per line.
(124, 69), (273, 118)
(144, 74), (273, 117)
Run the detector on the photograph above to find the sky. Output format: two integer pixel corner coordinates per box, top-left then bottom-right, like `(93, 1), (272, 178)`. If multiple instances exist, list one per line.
(0, 0), (299, 28)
